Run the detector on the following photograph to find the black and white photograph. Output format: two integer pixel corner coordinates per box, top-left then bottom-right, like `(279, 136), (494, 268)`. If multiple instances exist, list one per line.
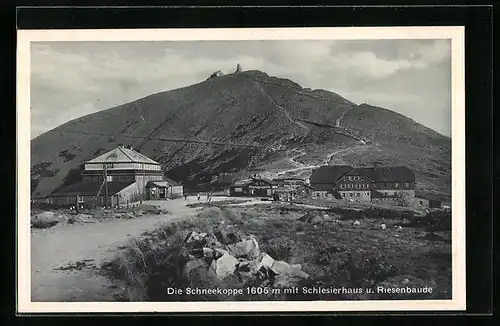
(17, 27), (466, 312)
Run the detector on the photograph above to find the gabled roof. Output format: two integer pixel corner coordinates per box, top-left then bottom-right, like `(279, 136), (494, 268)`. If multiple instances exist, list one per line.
(310, 165), (353, 184)
(256, 177), (276, 185)
(340, 166), (415, 182)
(146, 181), (170, 188)
(311, 183), (334, 192)
(231, 177), (276, 187)
(369, 166), (415, 182)
(50, 181), (135, 197)
(232, 179), (252, 187)
(86, 146), (159, 165)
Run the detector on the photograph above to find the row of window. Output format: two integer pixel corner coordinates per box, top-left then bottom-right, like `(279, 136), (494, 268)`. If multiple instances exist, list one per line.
(340, 182), (411, 189)
(342, 192), (370, 198)
(340, 183), (370, 189)
(344, 176), (364, 181)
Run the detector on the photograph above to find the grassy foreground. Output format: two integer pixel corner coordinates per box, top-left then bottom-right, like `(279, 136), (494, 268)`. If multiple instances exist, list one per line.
(102, 203), (452, 302)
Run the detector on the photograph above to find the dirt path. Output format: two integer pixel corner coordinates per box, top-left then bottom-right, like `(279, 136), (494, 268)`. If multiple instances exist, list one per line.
(30, 197), (237, 302)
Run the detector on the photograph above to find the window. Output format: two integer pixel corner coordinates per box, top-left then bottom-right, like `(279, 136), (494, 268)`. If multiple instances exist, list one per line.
(340, 184), (346, 189)
(234, 187), (243, 192)
(355, 184), (359, 188)
(342, 193), (345, 197)
(366, 192), (370, 196)
(361, 177), (364, 181)
(419, 200), (424, 205)
(357, 193), (360, 197)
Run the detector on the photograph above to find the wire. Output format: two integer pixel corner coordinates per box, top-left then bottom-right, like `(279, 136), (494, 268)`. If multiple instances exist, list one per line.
(59, 72), (357, 153)
(60, 129), (279, 150)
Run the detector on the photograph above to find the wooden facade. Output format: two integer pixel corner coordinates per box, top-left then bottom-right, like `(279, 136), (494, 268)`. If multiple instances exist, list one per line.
(230, 178), (276, 197)
(48, 146), (182, 208)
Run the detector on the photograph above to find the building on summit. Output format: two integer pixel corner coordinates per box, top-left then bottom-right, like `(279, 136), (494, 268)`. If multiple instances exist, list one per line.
(48, 146), (182, 208)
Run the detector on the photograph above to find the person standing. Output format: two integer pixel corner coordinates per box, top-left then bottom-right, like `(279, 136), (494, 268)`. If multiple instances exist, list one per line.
(197, 193), (200, 201)
(184, 193), (187, 200)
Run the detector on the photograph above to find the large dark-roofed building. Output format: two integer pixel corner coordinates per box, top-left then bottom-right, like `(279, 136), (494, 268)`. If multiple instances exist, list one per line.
(309, 165), (352, 198)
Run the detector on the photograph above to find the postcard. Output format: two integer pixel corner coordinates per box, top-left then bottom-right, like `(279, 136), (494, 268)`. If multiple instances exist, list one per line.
(17, 26), (465, 313)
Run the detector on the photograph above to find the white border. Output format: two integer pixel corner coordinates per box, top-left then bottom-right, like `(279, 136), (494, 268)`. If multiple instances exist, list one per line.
(17, 27), (466, 313)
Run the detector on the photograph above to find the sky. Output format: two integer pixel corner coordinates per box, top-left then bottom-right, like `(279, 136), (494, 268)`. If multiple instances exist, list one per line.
(30, 39), (451, 139)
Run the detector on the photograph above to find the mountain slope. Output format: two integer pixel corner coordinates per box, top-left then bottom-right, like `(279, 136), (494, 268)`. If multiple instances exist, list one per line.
(30, 70), (451, 199)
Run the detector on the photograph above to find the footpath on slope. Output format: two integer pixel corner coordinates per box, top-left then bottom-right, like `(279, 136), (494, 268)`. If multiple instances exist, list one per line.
(30, 197), (245, 302)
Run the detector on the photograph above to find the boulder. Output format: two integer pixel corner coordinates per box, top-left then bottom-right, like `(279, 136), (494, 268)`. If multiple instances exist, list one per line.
(203, 235), (222, 248)
(271, 261), (309, 279)
(270, 260), (291, 274)
(32, 212), (59, 228)
(226, 239), (260, 259)
(209, 253), (239, 279)
(258, 253), (275, 269)
(353, 220), (361, 226)
(185, 231), (206, 244)
(310, 216), (324, 224)
(35, 211), (55, 220)
(214, 226), (242, 245)
(237, 260), (259, 274)
(202, 247), (215, 258)
(182, 259), (208, 278)
(255, 265), (277, 280)
(381, 224), (387, 230)
(214, 247), (229, 257)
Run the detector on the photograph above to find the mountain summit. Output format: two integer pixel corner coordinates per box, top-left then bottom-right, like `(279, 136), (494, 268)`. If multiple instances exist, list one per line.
(31, 70), (451, 198)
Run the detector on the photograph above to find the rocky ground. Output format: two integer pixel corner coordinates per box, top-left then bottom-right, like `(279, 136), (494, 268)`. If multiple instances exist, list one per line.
(103, 202), (452, 302)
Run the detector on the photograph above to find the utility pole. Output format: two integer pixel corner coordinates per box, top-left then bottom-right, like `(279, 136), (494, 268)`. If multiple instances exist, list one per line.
(104, 163), (108, 209)
(75, 193), (79, 214)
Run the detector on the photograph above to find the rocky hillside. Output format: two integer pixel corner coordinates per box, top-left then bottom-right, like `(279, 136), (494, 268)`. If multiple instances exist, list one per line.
(31, 69), (451, 198)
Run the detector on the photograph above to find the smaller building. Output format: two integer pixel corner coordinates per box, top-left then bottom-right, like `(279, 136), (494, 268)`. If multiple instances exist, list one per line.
(145, 177), (183, 200)
(272, 177), (309, 201)
(414, 191), (443, 209)
(272, 177), (305, 188)
(49, 180), (138, 208)
(230, 177), (276, 197)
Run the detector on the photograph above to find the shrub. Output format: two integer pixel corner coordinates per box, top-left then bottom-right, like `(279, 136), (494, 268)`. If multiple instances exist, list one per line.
(411, 210), (451, 231)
